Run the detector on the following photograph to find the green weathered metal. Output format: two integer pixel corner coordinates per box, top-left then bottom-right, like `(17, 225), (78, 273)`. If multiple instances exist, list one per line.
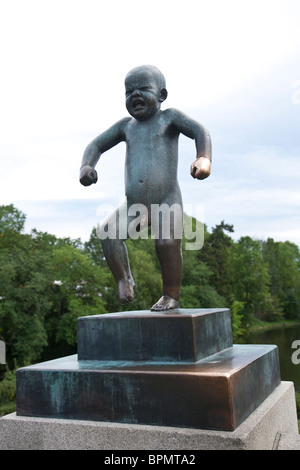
(77, 309), (232, 362)
(16, 308), (281, 431)
(16, 344), (280, 431)
(79, 65), (212, 311)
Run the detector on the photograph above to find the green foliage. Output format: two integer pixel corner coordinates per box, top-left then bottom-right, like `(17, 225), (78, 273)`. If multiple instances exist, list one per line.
(198, 221), (234, 306)
(0, 207), (109, 366)
(0, 370), (16, 416)
(181, 245), (225, 308)
(0, 204), (25, 234)
(262, 238), (300, 320)
(0, 230), (51, 366)
(49, 244), (108, 346)
(230, 300), (245, 342)
(229, 236), (280, 324)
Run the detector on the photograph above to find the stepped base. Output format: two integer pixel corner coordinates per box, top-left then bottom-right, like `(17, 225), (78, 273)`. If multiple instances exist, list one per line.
(16, 344), (280, 431)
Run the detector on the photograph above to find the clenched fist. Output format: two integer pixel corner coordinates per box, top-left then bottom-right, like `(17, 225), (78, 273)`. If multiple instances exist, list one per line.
(80, 165), (98, 186)
(190, 156), (211, 180)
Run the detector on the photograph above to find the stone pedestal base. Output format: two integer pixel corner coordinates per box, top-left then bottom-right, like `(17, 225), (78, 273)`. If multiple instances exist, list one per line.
(1, 382), (299, 450)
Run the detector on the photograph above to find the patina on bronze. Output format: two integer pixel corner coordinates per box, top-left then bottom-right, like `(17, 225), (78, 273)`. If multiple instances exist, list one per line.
(16, 309), (281, 431)
(79, 65), (212, 311)
(77, 309), (232, 362)
(16, 344), (280, 431)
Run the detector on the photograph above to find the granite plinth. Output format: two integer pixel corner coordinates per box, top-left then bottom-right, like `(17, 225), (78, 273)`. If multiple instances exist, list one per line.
(16, 344), (280, 431)
(77, 308), (232, 362)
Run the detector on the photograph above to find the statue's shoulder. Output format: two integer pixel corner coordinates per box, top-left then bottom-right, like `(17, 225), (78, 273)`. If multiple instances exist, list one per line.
(115, 116), (133, 136)
(118, 116), (132, 127)
(162, 107), (182, 121)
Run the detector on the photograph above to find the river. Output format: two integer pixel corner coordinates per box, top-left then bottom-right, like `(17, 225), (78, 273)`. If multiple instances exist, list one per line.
(245, 324), (300, 393)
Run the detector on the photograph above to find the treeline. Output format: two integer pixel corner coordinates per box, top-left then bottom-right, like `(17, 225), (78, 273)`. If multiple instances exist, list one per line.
(1, 204), (300, 370)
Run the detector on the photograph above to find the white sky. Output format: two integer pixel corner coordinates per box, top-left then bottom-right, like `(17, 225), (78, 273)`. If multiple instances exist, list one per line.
(0, 0), (300, 245)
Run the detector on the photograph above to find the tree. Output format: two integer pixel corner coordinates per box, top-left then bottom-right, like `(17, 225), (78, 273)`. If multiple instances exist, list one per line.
(229, 236), (276, 324)
(0, 205), (25, 234)
(180, 220), (226, 308)
(262, 238), (300, 319)
(0, 230), (51, 367)
(198, 221), (234, 306)
(230, 300), (245, 342)
(0, 207), (111, 365)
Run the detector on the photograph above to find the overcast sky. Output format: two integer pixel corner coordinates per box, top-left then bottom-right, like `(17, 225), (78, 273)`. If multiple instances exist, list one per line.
(1, 0), (299, 246)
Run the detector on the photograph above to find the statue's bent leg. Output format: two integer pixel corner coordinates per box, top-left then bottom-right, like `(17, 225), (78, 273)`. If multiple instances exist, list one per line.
(100, 204), (135, 305)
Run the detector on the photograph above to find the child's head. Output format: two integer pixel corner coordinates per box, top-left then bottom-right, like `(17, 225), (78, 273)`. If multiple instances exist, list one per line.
(125, 65), (168, 121)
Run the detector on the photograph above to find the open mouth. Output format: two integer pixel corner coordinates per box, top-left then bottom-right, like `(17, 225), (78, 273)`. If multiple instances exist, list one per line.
(132, 98), (145, 110)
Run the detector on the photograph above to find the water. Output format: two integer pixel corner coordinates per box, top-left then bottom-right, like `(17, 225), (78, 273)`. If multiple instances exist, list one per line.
(245, 325), (300, 393)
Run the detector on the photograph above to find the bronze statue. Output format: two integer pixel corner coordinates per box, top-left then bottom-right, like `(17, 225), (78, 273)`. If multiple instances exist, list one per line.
(80, 65), (211, 311)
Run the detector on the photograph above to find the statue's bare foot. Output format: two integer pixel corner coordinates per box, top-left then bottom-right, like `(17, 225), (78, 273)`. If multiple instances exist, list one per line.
(151, 295), (179, 311)
(118, 278), (135, 304)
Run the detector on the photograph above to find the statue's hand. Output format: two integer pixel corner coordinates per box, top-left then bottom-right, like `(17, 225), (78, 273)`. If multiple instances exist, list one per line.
(190, 157), (211, 180)
(80, 165), (98, 186)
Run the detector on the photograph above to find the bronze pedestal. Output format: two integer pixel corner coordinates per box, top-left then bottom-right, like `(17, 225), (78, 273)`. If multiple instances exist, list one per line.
(16, 309), (281, 431)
